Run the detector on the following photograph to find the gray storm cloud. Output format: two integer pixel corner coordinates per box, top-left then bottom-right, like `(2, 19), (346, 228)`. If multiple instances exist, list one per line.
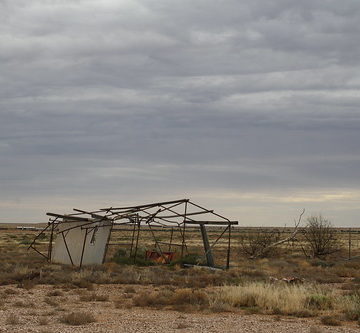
(0, 0), (360, 226)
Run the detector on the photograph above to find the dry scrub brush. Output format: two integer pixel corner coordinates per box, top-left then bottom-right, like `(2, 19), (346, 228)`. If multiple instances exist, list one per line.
(213, 282), (333, 316)
(60, 311), (96, 326)
(301, 215), (340, 258)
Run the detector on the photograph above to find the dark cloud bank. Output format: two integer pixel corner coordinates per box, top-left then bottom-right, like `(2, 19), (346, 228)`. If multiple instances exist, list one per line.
(1, 0), (360, 226)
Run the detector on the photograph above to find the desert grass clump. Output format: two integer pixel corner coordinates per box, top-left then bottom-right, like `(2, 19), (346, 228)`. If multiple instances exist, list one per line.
(38, 317), (50, 326)
(307, 294), (333, 310)
(79, 292), (109, 302)
(170, 288), (208, 306)
(14, 300), (35, 308)
(60, 311), (96, 326)
(340, 292), (360, 321)
(124, 286), (136, 293)
(44, 297), (59, 307)
(133, 290), (173, 307)
(214, 282), (332, 316)
(4, 287), (18, 295)
(320, 315), (341, 326)
(46, 289), (64, 297)
(5, 313), (20, 325)
(132, 288), (208, 311)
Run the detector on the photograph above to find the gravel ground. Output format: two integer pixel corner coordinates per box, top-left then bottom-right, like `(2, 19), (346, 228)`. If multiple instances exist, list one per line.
(0, 284), (358, 333)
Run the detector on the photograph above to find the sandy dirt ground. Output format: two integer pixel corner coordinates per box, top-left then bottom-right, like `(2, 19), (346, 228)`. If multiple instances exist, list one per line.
(0, 284), (359, 333)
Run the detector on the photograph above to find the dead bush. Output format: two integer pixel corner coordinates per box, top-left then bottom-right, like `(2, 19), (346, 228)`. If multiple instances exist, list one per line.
(239, 230), (281, 258)
(301, 216), (340, 258)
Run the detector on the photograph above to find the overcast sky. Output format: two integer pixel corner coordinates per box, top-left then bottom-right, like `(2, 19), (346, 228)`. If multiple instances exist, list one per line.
(1, 0), (360, 226)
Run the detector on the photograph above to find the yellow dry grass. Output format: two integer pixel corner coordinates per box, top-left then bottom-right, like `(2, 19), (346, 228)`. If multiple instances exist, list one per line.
(213, 282), (332, 316)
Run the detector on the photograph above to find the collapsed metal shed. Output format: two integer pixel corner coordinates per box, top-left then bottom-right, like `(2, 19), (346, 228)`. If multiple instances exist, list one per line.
(29, 199), (238, 268)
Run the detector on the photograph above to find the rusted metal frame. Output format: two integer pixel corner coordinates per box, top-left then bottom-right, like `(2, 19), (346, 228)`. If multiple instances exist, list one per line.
(158, 204), (196, 223)
(209, 225), (230, 249)
(152, 216), (184, 224)
(85, 207), (113, 264)
(133, 216), (141, 263)
(177, 225), (188, 252)
(159, 242), (183, 247)
(181, 200), (188, 258)
(168, 228), (174, 251)
(56, 220), (101, 234)
(226, 224), (231, 269)
(30, 245), (49, 260)
(61, 231), (74, 266)
(133, 203), (183, 222)
(148, 222), (170, 264)
(76, 211), (110, 268)
(113, 221), (137, 226)
(200, 225), (230, 268)
(188, 201), (231, 222)
(27, 222), (52, 250)
(103, 198), (189, 211)
(150, 216), (179, 224)
(110, 206), (156, 219)
(73, 208), (111, 220)
(200, 224), (215, 267)
(79, 228), (92, 268)
(47, 222), (55, 262)
(154, 201), (186, 218)
(129, 216), (137, 257)
(114, 207), (156, 223)
(145, 210), (170, 264)
(102, 221), (114, 264)
(47, 212), (93, 222)
(184, 221), (238, 225)
(156, 210), (214, 219)
(148, 220), (170, 227)
(28, 220), (58, 261)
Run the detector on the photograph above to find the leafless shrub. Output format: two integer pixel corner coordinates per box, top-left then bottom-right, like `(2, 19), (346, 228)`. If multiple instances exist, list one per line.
(239, 210), (304, 259)
(239, 229), (282, 258)
(301, 215), (340, 258)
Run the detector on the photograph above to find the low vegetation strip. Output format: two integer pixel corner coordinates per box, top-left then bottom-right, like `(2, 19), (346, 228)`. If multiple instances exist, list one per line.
(214, 282), (333, 316)
(126, 281), (360, 325)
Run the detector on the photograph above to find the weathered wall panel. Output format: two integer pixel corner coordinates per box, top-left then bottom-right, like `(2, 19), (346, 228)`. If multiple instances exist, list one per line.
(51, 220), (112, 266)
